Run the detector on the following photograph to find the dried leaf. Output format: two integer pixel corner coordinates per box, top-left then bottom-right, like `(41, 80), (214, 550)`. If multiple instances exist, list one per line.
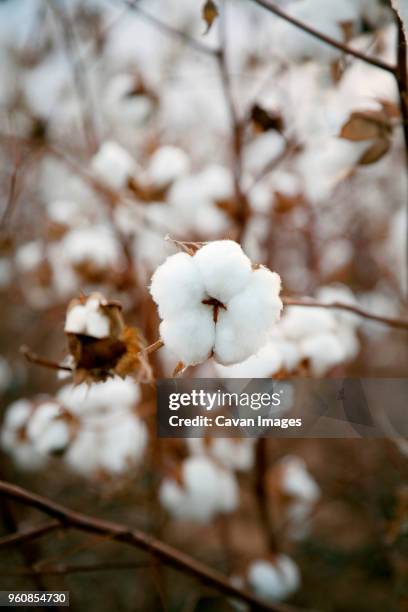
(339, 110), (392, 142)
(358, 137), (390, 165)
(202, 0), (219, 35)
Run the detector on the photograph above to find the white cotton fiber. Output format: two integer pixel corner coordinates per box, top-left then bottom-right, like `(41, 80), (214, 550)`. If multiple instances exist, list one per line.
(150, 252), (206, 319)
(91, 141), (137, 191)
(194, 240), (252, 304)
(85, 311), (110, 339)
(248, 556), (300, 602)
(300, 332), (345, 375)
(148, 146), (190, 187)
(65, 304), (88, 334)
(214, 268), (282, 365)
(159, 305), (215, 365)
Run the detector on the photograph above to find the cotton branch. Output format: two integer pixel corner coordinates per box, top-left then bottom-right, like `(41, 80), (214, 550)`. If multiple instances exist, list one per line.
(250, 0), (396, 73)
(283, 297), (408, 330)
(0, 480), (301, 612)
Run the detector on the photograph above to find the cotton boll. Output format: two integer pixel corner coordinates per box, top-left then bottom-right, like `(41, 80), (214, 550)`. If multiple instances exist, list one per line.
(98, 415), (147, 474)
(58, 378), (140, 417)
(148, 146), (190, 187)
(247, 556), (300, 602)
(160, 456), (239, 522)
(15, 241), (44, 273)
(160, 306), (215, 366)
(33, 420), (71, 455)
(280, 456), (320, 504)
(300, 332), (346, 375)
(91, 141), (138, 190)
(244, 131), (285, 176)
(64, 429), (101, 475)
(150, 252), (206, 319)
(194, 241), (252, 304)
(62, 225), (121, 270)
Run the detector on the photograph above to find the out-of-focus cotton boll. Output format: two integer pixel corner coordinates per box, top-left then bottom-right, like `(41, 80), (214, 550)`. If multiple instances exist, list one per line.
(280, 456), (320, 506)
(62, 225), (122, 271)
(46, 200), (85, 227)
(102, 73), (154, 127)
(280, 307), (337, 340)
(215, 342), (284, 378)
(187, 438), (256, 472)
(247, 556), (301, 602)
(300, 332), (346, 376)
(150, 241), (282, 366)
(22, 52), (71, 120)
(91, 141), (138, 191)
(15, 241), (44, 273)
(147, 146), (190, 187)
(57, 378), (140, 417)
(26, 402), (70, 455)
(56, 378), (146, 478)
(244, 131), (285, 176)
(159, 456), (239, 522)
(168, 165), (232, 236)
(273, 18), (344, 63)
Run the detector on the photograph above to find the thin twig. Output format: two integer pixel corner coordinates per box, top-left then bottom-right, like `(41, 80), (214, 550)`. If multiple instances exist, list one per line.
(251, 0), (396, 74)
(0, 521), (60, 549)
(0, 480), (300, 612)
(20, 346), (73, 372)
(283, 297), (408, 330)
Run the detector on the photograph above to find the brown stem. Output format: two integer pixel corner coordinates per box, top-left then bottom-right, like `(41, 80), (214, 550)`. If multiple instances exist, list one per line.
(251, 0), (396, 73)
(0, 480), (301, 612)
(20, 346), (73, 372)
(283, 297), (408, 330)
(0, 521), (60, 549)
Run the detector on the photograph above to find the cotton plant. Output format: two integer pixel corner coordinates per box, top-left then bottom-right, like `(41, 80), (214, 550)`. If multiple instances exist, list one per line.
(150, 240), (283, 367)
(159, 455), (239, 523)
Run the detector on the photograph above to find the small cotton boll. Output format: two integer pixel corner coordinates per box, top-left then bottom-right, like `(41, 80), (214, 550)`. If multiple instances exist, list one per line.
(91, 141), (137, 191)
(160, 305), (215, 366)
(194, 241), (252, 304)
(300, 332), (346, 375)
(148, 146), (190, 187)
(65, 304), (88, 334)
(248, 556), (300, 602)
(150, 252), (206, 319)
(85, 311), (110, 339)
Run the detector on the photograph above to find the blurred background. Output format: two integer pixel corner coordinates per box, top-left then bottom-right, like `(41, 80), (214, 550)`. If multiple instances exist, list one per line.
(0, 0), (407, 610)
